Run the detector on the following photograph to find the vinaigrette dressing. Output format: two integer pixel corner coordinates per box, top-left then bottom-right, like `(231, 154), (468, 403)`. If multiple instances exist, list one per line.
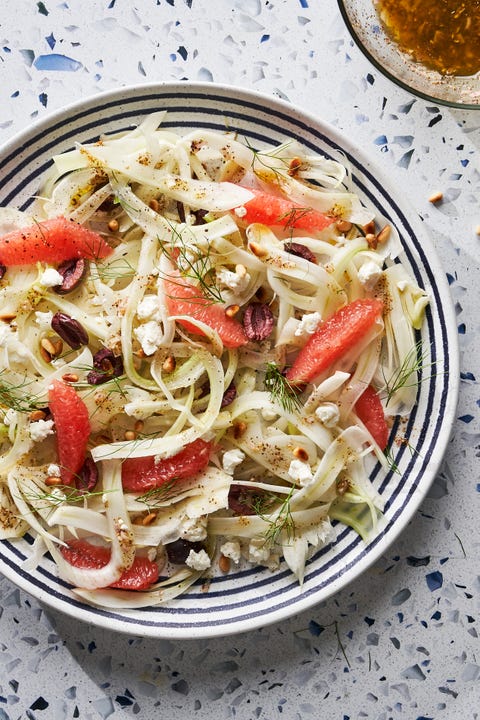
(376, 0), (480, 76)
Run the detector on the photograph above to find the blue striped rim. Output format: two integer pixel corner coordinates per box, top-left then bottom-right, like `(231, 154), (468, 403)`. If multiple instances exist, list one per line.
(0, 85), (456, 635)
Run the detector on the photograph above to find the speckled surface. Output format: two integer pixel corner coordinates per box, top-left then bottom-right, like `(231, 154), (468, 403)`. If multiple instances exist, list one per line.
(0, 1), (479, 718)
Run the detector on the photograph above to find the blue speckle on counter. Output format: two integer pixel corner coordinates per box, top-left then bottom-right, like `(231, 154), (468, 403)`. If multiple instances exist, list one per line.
(426, 571), (444, 591)
(33, 53), (82, 71)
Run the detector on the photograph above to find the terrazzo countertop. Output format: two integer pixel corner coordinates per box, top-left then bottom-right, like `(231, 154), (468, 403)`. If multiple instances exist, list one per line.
(0, 1), (479, 718)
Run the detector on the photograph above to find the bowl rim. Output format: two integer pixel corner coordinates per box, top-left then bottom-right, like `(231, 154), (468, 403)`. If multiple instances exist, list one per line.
(0, 81), (461, 637)
(337, 0), (480, 110)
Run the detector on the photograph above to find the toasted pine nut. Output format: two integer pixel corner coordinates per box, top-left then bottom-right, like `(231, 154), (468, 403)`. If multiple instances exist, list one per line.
(0, 313), (16, 322)
(162, 355), (176, 373)
(39, 345), (53, 363)
(429, 191), (443, 204)
(225, 304), (240, 318)
(376, 224), (391, 245)
(134, 419), (144, 433)
(235, 263), (247, 278)
(233, 421), (247, 439)
(45, 476), (63, 487)
(335, 219), (353, 234)
(288, 156), (303, 176)
(219, 554), (231, 573)
(248, 240), (268, 258)
(62, 373), (79, 383)
(124, 430), (136, 441)
(142, 512), (157, 526)
(29, 409), (46, 422)
(149, 198), (159, 212)
(108, 218), (119, 232)
(293, 446), (309, 462)
(41, 337), (60, 356)
(363, 220), (376, 235)
(365, 232), (378, 250)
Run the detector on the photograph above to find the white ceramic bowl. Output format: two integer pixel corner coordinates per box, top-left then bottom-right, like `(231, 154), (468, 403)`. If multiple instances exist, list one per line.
(0, 83), (459, 638)
(338, 0), (480, 108)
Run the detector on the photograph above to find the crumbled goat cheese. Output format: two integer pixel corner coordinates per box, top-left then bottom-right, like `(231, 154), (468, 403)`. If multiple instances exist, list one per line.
(222, 448), (245, 474)
(288, 459), (314, 487)
(29, 419), (55, 442)
(47, 463), (61, 478)
(39, 268), (64, 288)
(185, 548), (211, 571)
(358, 261), (382, 290)
(34, 310), (54, 328)
(181, 516), (208, 542)
(217, 267), (250, 293)
(248, 537), (271, 564)
(315, 402), (340, 427)
(294, 312), (321, 337)
(136, 294), (161, 320)
(234, 205), (247, 217)
(134, 321), (163, 356)
(220, 540), (241, 564)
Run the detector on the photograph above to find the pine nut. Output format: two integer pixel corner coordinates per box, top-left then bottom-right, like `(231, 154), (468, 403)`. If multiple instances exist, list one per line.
(142, 512), (157, 526)
(29, 409), (46, 422)
(365, 232), (378, 250)
(149, 198), (159, 212)
(293, 446), (309, 462)
(134, 419), (144, 433)
(248, 240), (268, 258)
(45, 476), (63, 487)
(429, 191), (443, 204)
(108, 218), (119, 232)
(335, 219), (353, 234)
(162, 355), (176, 373)
(41, 337), (60, 357)
(233, 421), (247, 439)
(225, 304), (240, 318)
(363, 220), (376, 235)
(219, 554), (231, 573)
(0, 313), (16, 322)
(39, 345), (53, 363)
(124, 430), (136, 441)
(62, 373), (79, 383)
(376, 224), (391, 244)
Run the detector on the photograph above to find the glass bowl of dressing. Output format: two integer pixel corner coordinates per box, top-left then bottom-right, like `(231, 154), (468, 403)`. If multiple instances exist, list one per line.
(338, 0), (480, 108)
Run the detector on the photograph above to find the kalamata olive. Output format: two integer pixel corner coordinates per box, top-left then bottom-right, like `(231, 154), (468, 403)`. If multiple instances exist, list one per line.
(87, 347), (124, 385)
(75, 455), (98, 493)
(0, 263), (6, 280)
(284, 241), (317, 264)
(221, 383), (237, 408)
(242, 303), (274, 342)
(228, 485), (268, 516)
(165, 539), (204, 565)
(54, 258), (87, 294)
(51, 312), (89, 349)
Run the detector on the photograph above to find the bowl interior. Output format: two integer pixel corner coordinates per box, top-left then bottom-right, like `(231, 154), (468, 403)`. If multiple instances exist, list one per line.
(338, 0), (480, 108)
(0, 83), (459, 638)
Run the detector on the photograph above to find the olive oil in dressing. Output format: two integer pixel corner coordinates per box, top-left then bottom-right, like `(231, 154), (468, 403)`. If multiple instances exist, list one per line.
(376, 0), (480, 77)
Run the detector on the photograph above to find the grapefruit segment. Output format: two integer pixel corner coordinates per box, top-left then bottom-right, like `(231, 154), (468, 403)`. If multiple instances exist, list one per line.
(0, 215), (113, 266)
(164, 271), (247, 348)
(286, 298), (384, 385)
(121, 438), (213, 493)
(354, 385), (389, 450)
(60, 539), (159, 590)
(48, 379), (91, 485)
(235, 188), (335, 232)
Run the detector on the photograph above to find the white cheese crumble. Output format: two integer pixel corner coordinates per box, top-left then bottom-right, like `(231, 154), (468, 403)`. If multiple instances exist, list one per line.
(29, 419), (55, 442)
(294, 312), (321, 337)
(180, 516), (208, 542)
(136, 294), (160, 320)
(34, 310), (54, 328)
(248, 537), (271, 564)
(39, 268), (63, 288)
(358, 261), (382, 290)
(47, 463), (61, 478)
(134, 321), (163, 356)
(288, 459), (314, 487)
(222, 448), (245, 474)
(234, 205), (247, 218)
(220, 540), (241, 564)
(217, 267), (250, 293)
(315, 402), (340, 427)
(185, 548), (211, 571)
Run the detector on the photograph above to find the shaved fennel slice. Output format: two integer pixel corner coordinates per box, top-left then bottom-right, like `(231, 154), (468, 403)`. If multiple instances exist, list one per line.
(47, 460), (135, 590)
(0, 483), (29, 538)
(282, 512), (335, 584)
